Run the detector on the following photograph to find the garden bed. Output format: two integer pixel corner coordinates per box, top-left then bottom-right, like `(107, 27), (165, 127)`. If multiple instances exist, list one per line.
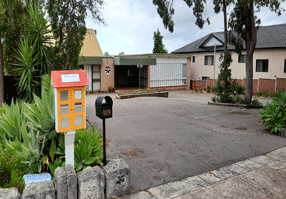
(116, 91), (168, 99)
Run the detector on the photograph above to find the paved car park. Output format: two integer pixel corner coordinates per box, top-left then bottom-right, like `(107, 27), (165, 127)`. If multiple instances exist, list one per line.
(86, 90), (285, 194)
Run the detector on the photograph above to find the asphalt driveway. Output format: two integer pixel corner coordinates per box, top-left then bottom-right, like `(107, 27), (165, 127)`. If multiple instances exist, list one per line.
(86, 90), (286, 194)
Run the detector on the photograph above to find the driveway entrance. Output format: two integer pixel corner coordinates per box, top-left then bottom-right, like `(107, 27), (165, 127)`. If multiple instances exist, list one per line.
(86, 91), (285, 194)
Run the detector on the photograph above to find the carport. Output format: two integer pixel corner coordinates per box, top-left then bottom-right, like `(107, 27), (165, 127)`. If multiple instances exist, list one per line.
(113, 57), (156, 89)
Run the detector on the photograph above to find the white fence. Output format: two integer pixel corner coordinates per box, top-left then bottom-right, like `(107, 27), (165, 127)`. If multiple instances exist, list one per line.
(150, 63), (187, 87)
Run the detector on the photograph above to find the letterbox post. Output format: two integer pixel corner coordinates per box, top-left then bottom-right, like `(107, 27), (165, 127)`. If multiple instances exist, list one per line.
(95, 96), (113, 166)
(103, 118), (106, 165)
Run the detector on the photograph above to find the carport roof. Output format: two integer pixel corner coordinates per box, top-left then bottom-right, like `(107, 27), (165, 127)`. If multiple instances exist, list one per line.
(113, 57), (156, 66)
(79, 56), (157, 66)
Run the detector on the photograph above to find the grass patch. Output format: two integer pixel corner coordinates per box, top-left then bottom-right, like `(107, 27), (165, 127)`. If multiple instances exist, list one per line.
(118, 90), (160, 96)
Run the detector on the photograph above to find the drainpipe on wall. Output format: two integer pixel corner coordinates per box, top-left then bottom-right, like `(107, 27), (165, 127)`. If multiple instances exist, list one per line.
(275, 76), (277, 92)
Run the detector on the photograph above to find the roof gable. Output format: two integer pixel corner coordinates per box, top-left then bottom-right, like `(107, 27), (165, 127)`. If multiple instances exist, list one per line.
(199, 34), (224, 48)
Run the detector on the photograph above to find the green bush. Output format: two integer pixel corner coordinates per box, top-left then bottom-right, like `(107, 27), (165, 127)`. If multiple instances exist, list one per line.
(206, 86), (211, 93)
(230, 82), (245, 95)
(211, 96), (217, 102)
(251, 99), (261, 106)
(211, 87), (217, 93)
(51, 125), (103, 173)
(108, 86), (115, 92)
(194, 88), (198, 92)
(256, 91), (263, 96)
(0, 149), (28, 193)
(259, 90), (286, 134)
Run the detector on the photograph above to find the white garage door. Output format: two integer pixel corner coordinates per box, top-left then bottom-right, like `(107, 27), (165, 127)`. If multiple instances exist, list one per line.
(150, 63), (187, 87)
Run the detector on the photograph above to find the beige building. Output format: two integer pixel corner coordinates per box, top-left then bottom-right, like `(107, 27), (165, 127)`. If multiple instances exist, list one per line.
(172, 23), (286, 82)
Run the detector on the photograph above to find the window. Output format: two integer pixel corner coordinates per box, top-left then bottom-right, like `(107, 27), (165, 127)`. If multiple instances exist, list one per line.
(92, 65), (101, 90)
(193, 56), (195, 63)
(256, 60), (268, 72)
(182, 64), (187, 85)
(238, 54), (246, 63)
(202, 76), (209, 81)
(284, 59), (286, 73)
(204, 55), (214, 65)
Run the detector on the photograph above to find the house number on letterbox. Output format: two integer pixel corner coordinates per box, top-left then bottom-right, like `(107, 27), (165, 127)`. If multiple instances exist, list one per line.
(95, 96), (113, 119)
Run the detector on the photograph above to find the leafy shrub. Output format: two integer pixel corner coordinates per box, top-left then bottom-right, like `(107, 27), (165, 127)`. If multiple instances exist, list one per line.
(230, 82), (245, 95)
(52, 126), (103, 173)
(256, 91), (263, 96)
(251, 99), (261, 106)
(0, 101), (28, 141)
(108, 86), (115, 92)
(206, 86), (211, 93)
(211, 96), (217, 102)
(211, 87), (217, 93)
(74, 126), (103, 171)
(259, 90), (286, 134)
(194, 88), (198, 92)
(6, 129), (47, 173)
(0, 149), (28, 193)
(218, 93), (234, 103)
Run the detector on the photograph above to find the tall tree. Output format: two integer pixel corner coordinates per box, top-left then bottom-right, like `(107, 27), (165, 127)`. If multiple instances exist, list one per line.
(229, 0), (285, 102)
(46, 0), (105, 70)
(153, 29), (168, 53)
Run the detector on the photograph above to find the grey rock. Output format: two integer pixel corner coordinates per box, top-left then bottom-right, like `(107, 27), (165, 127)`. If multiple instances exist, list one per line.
(65, 164), (77, 199)
(0, 187), (21, 199)
(104, 159), (130, 198)
(54, 166), (67, 199)
(22, 181), (55, 199)
(77, 166), (105, 199)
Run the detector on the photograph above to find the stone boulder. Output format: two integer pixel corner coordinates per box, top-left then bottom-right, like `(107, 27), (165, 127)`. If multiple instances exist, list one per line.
(103, 159), (130, 198)
(0, 187), (21, 199)
(77, 166), (105, 199)
(22, 181), (55, 199)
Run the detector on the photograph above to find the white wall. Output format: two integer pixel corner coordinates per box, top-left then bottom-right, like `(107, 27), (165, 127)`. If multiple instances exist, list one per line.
(150, 57), (188, 87)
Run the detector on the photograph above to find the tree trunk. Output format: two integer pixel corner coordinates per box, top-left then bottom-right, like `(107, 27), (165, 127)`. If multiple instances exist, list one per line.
(0, 42), (4, 107)
(244, 0), (256, 102)
(65, 31), (70, 70)
(223, 0), (227, 50)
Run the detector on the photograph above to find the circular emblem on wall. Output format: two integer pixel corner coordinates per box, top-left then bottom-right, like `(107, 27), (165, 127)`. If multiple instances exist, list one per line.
(105, 66), (111, 75)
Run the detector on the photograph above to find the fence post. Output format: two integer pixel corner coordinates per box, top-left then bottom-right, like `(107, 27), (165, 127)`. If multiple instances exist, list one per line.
(258, 78), (259, 92)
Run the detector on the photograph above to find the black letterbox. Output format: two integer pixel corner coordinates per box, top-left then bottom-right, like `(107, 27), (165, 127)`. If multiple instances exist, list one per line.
(95, 96), (113, 119)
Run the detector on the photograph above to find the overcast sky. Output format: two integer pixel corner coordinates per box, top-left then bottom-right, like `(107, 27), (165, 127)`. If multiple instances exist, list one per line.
(86, 0), (286, 56)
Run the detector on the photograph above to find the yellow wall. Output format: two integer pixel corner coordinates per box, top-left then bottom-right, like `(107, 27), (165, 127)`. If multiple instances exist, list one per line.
(80, 29), (103, 57)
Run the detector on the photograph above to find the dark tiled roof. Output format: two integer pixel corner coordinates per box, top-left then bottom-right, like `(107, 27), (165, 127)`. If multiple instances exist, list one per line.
(172, 23), (286, 54)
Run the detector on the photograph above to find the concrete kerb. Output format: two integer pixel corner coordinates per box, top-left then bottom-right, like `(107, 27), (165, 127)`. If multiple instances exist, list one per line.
(116, 92), (168, 99)
(123, 146), (286, 199)
(208, 102), (263, 109)
(0, 159), (130, 199)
